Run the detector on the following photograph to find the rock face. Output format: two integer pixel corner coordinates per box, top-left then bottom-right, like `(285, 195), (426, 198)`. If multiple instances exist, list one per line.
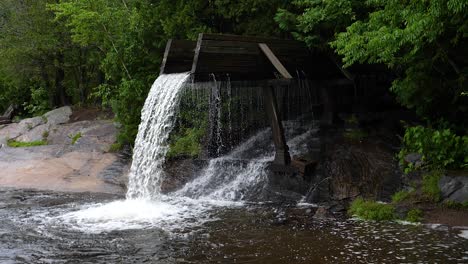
(439, 175), (468, 203)
(0, 107), (128, 194)
(308, 137), (402, 204)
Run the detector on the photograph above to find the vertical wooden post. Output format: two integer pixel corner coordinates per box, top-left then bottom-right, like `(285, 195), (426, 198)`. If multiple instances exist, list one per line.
(263, 82), (291, 165)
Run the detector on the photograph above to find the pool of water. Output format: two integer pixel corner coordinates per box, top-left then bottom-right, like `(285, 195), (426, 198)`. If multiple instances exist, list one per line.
(0, 188), (467, 263)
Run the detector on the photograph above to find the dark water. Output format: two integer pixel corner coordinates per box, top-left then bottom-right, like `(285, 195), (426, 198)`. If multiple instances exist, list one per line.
(0, 189), (467, 264)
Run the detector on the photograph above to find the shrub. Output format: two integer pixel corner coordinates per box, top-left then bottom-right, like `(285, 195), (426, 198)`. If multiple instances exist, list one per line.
(108, 142), (123, 153)
(392, 190), (413, 203)
(398, 126), (468, 173)
(442, 200), (468, 210)
(348, 198), (396, 221)
(7, 140), (47, 148)
(422, 170), (442, 202)
(406, 209), (423, 223)
(167, 127), (205, 159)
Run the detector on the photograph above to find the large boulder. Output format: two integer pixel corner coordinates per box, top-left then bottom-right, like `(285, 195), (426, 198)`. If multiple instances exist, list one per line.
(15, 124), (50, 142)
(0, 116), (46, 142)
(439, 175), (468, 203)
(44, 106), (72, 125)
(18, 116), (45, 130)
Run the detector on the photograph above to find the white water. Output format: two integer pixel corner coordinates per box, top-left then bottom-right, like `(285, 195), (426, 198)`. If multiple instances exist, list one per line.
(56, 73), (318, 233)
(126, 73), (191, 200)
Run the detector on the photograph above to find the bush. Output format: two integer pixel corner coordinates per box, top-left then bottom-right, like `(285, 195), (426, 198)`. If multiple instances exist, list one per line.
(442, 200), (468, 210)
(406, 209), (423, 223)
(167, 127), (205, 159)
(422, 170), (442, 202)
(398, 126), (468, 173)
(348, 198), (396, 221)
(392, 190), (413, 203)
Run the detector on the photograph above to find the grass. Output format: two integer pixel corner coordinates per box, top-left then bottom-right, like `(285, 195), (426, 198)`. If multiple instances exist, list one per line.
(392, 190), (413, 203)
(405, 209), (423, 222)
(7, 139), (47, 148)
(422, 170), (443, 202)
(69, 132), (82, 145)
(442, 200), (468, 210)
(348, 198), (396, 221)
(108, 142), (123, 152)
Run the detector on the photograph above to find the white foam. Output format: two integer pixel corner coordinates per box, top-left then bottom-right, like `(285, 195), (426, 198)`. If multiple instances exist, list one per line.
(458, 230), (468, 240)
(56, 197), (242, 234)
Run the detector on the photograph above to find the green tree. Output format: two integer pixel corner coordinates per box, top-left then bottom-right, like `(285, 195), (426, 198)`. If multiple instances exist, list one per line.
(331, 0), (467, 124)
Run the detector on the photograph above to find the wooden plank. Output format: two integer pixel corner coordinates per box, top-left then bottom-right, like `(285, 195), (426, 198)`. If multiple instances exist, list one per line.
(161, 39), (196, 74)
(160, 39), (173, 75)
(258, 43), (293, 79)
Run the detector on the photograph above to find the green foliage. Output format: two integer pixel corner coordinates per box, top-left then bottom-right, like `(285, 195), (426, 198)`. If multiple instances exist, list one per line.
(23, 87), (50, 116)
(392, 190), (413, 203)
(405, 209), (423, 223)
(398, 126), (468, 172)
(348, 198), (396, 221)
(422, 170), (443, 202)
(331, 0), (468, 123)
(167, 91), (209, 159)
(442, 200), (468, 210)
(42, 130), (49, 140)
(7, 140), (47, 148)
(108, 142), (123, 153)
(167, 127), (206, 159)
(276, 0), (366, 48)
(69, 132), (82, 145)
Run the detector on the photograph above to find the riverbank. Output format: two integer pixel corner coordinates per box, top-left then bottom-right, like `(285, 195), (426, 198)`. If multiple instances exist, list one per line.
(0, 107), (129, 194)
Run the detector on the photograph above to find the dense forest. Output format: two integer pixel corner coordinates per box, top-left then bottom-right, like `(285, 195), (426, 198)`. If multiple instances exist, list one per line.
(0, 0), (466, 168)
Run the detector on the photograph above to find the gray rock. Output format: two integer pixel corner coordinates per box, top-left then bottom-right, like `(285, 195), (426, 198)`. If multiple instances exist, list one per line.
(313, 206), (335, 219)
(0, 123), (27, 140)
(16, 124), (50, 142)
(18, 116), (45, 130)
(44, 106), (72, 125)
(439, 175), (468, 203)
(404, 153), (422, 164)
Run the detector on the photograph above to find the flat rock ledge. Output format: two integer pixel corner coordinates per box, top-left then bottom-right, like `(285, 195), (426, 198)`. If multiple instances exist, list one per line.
(0, 107), (129, 194)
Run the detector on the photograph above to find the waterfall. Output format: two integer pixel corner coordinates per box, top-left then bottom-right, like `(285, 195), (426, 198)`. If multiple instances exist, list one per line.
(126, 72), (190, 200)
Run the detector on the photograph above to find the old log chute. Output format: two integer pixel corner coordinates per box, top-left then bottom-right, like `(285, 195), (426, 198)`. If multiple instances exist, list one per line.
(160, 33), (350, 166)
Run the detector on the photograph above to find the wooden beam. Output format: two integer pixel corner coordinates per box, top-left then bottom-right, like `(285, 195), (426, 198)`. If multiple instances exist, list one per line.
(258, 43), (293, 79)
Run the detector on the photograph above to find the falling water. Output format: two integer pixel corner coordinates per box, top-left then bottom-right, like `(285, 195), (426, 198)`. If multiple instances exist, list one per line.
(176, 122), (319, 201)
(126, 72), (191, 200)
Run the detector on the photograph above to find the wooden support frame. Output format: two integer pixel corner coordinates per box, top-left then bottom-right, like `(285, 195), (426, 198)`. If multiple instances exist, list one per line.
(258, 43), (293, 79)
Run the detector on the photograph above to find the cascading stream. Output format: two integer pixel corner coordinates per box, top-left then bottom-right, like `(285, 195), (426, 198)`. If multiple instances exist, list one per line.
(126, 72), (191, 200)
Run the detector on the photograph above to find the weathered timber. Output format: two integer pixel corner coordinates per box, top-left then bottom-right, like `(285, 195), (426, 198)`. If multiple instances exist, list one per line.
(263, 81), (291, 165)
(160, 39), (197, 75)
(258, 43), (293, 79)
(191, 33), (318, 81)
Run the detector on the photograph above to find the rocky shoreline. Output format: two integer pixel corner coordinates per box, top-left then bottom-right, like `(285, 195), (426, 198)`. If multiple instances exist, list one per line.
(0, 107), (129, 194)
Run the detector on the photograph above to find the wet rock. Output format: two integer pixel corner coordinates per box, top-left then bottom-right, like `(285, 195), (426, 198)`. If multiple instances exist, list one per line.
(44, 106), (72, 125)
(308, 137), (402, 204)
(439, 175), (468, 203)
(313, 207), (335, 219)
